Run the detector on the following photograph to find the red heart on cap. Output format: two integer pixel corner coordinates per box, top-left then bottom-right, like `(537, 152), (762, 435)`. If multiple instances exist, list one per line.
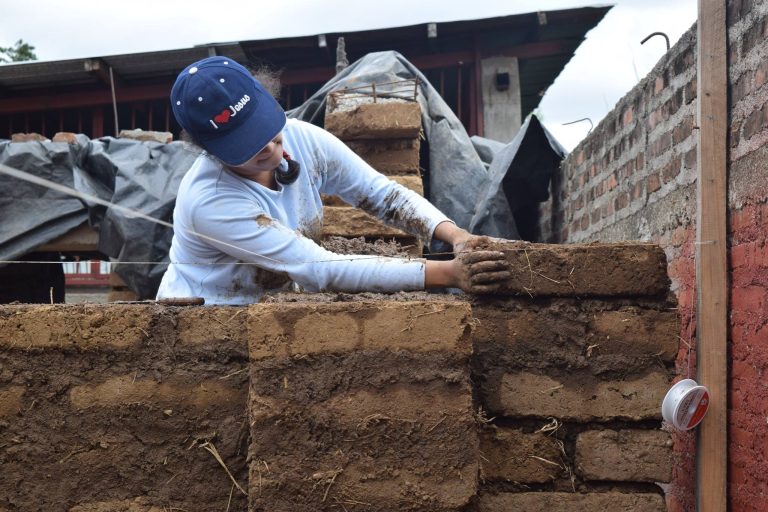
(213, 109), (231, 124)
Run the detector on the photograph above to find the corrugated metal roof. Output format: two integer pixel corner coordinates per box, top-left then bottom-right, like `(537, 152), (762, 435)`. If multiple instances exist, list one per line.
(0, 7), (608, 100)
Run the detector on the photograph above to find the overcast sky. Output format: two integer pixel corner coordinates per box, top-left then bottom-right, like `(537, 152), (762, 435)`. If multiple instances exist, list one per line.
(1, 0), (697, 151)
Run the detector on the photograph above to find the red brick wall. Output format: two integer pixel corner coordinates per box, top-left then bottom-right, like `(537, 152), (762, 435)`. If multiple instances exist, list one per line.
(540, 1), (768, 510)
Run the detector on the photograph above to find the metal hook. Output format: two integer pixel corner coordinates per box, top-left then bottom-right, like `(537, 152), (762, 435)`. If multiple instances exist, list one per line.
(562, 118), (593, 133)
(641, 32), (670, 51)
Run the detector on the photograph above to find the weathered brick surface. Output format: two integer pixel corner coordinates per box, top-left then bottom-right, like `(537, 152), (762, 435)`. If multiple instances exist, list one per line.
(477, 240), (670, 297)
(175, 306), (247, 346)
(69, 375), (242, 409)
(480, 427), (563, 483)
(322, 206), (410, 237)
(325, 102), (421, 140)
(323, 174), (423, 206)
(248, 300), (477, 511)
(472, 299), (679, 376)
(0, 304), (153, 349)
(475, 492), (666, 512)
(483, 370), (669, 421)
(345, 138), (420, 174)
(249, 301), (472, 360)
(576, 429), (673, 482)
(0, 304), (250, 511)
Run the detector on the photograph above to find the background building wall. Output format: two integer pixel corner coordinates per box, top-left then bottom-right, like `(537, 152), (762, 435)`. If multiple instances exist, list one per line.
(481, 56), (522, 142)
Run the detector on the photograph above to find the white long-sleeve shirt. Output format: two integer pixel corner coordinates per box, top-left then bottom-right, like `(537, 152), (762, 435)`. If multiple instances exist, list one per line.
(156, 119), (451, 305)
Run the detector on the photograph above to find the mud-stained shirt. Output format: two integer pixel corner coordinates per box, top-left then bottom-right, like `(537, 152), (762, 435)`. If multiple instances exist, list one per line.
(156, 119), (451, 305)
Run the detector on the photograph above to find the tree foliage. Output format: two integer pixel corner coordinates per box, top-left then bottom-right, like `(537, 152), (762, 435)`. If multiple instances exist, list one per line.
(0, 39), (37, 63)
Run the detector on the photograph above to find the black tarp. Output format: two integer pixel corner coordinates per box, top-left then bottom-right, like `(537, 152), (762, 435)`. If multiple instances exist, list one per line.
(0, 51), (565, 299)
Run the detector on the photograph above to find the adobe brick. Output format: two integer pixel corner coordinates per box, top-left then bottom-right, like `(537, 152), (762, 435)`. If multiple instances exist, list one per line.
(322, 206), (410, 238)
(0, 305), (153, 350)
(176, 307), (248, 346)
(580, 214), (589, 230)
(654, 76), (665, 95)
(52, 132), (78, 144)
(475, 492), (666, 511)
(248, 318), (478, 510)
(575, 429), (673, 482)
(323, 175), (423, 206)
(117, 129), (173, 144)
(344, 138), (420, 175)
(107, 289), (139, 302)
(487, 370), (669, 421)
(472, 301), (679, 372)
(10, 133), (47, 142)
(480, 427), (563, 483)
(69, 375), (243, 410)
(683, 148), (697, 170)
(248, 301), (472, 360)
(0, 386), (24, 417)
(325, 102), (421, 140)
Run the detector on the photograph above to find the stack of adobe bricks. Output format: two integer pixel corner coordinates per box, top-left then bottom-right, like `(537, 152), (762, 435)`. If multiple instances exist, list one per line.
(323, 95), (425, 254)
(470, 240), (675, 511)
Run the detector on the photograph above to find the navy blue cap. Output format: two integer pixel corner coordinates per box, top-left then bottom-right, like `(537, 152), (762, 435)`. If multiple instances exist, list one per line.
(170, 56), (286, 166)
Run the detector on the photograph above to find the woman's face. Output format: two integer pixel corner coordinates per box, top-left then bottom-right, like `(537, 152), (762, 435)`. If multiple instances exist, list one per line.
(228, 133), (284, 177)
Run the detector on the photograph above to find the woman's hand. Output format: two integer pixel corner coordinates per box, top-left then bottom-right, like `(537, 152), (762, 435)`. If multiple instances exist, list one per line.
(424, 237), (511, 294)
(450, 247), (510, 294)
(432, 221), (502, 257)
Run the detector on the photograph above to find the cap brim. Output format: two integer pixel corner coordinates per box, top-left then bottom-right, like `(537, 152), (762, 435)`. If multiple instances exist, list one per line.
(203, 101), (287, 166)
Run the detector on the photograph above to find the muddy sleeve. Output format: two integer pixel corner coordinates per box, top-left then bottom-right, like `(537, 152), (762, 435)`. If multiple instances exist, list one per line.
(189, 192), (426, 293)
(314, 127), (453, 243)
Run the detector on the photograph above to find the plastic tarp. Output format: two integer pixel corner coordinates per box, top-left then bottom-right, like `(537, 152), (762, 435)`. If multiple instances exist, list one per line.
(0, 50), (565, 299)
(0, 137), (197, 298)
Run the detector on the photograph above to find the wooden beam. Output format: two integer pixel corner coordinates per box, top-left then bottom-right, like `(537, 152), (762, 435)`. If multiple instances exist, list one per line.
(695, 1), (728, 511)
(84, 59), (119, 88)
(0, 83), (170, 114)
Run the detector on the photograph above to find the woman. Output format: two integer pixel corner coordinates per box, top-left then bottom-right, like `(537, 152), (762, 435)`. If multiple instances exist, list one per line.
(156, 56), (509, 305)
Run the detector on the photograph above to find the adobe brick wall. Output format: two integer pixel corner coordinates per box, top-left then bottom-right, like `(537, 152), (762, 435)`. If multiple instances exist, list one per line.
(539, 1), (768, 510)
(0, 240), (676, 511)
